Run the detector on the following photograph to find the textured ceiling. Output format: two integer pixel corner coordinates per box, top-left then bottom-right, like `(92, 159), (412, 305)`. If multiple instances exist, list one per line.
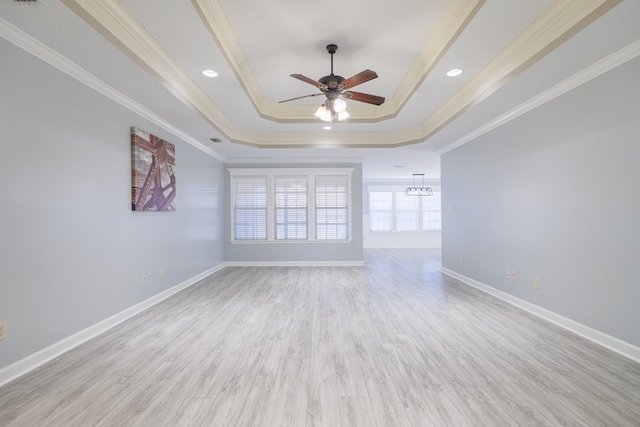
(1, 0), (639, 179)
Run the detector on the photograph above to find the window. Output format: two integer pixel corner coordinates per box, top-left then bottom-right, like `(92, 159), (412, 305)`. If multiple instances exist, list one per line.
(369, 191), (392, 232)
(233, 176), (267, 240)
(368, 188), (441, 232)
(395, 192), (418, 232)
(275, 176), (307, 240)
(315, 175), (349, 240)
(229, 168), (352, 242)
(422, 191), (442, 231)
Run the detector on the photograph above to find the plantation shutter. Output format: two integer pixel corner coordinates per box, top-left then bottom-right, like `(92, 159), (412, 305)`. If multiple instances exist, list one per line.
(275, 176), (308, 240)
(315, 175), (349, 240)
(233, 176), (267, 240)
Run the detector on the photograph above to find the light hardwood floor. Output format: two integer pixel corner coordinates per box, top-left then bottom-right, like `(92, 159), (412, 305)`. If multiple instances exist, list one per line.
(1, 249), (639, 426)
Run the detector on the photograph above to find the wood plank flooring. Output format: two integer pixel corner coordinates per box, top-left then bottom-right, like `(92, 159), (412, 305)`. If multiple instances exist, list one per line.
(1, 249), (639, 426)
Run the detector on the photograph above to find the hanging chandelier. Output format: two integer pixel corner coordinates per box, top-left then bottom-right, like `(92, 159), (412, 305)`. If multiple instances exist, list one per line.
(405, 173), (433, 196)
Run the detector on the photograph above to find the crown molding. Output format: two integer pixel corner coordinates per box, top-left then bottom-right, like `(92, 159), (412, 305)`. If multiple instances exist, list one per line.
(418, 0), (622, 146)
(192, 0), (484, 123)
(225, 158), (364, 165)
(227, 126), (429, 149)
(0, 16), (225, 161)
(391, 0), (485, 113)
(9, 0), (626, 150)
(437, 38), (640, 155)
(191, 0), (264, 114)
(61, 0), (238, 136)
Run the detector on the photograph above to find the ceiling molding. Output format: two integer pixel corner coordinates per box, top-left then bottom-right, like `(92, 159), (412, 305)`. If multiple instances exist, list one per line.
(192, 0), (484, 123)
(190, 0), (264, 113)
(390, 0), (485, 114)
(415, 0), (622, 144)
(225, 158), (364, 165)
(437, 38), (640, 155)
(61, 0), (239, 137)
(0, 16), (225, 161)
(51, 0), (625, 149)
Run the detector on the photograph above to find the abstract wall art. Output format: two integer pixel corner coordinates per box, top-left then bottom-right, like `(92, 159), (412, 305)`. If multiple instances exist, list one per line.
(131, 127), (176, 211)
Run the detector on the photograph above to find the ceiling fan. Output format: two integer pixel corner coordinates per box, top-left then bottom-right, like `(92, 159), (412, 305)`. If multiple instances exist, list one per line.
(279, 44), (385, 122)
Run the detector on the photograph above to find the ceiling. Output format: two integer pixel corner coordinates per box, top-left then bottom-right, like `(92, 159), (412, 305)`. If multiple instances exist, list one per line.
(1, 0), (639, 181)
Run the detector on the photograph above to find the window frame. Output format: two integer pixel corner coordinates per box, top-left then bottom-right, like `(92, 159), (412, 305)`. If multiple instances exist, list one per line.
(274, 175), (308, 240)
(229, 168), (353, 243)
(367, 185), (441, 233)
(232, 175), (268, 241)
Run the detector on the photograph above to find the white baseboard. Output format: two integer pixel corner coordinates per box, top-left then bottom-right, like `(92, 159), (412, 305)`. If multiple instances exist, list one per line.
(441, 268), (640, 364)
(363, 244), (441, 249)
(225, 261), (364, 267)
(0, 263), (225, 387)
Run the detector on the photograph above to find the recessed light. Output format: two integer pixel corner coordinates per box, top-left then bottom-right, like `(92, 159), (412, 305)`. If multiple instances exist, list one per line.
(202, 69), (218, 78)
(323, 126), (332, 130)
(446, 68), (463, 77)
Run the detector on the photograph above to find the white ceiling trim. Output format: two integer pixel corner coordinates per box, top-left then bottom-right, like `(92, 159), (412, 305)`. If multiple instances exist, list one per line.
(438, 38), (640, 155)
(417, 0), (622, 144)
(0, 17), (225, 161)
(57, 0), (622, 150)
(61, 0), (238, 136)
(389, 0), (485, 116)
(225, 158), (364, 165)
(191, 0), (264, 115)
(193, 0), (486, 123)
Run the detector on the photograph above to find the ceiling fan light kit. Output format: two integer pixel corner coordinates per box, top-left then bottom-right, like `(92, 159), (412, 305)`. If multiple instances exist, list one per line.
(314, 103), (350, 122)
(280, 44), (385, 122)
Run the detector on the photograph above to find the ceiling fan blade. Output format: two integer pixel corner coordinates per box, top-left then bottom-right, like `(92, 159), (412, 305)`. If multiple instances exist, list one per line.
(343, 91), (385, 106)
(278, 93), (325, 103)
(290, 74), (326, 89)
(341, 69), (378, 89)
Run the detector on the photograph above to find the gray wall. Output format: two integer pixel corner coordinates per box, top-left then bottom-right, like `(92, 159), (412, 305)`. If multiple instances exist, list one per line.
(0, 39), (225, 369)
(224, 163), (364, 263)
(441, 56), (640, 347)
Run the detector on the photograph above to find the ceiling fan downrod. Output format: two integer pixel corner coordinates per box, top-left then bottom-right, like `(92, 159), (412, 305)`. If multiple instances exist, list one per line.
(326, 44), (337, 75)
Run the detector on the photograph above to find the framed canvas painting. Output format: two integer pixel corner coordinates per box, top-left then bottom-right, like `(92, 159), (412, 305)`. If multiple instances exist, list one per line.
(131, 127), (176, 211)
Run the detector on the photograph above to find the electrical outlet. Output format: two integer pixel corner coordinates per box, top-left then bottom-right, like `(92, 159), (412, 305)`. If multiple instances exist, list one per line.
(459, 255), (464, 263)
(510, 271), (517, 281)
(535, 277), (541, 289)
(159, 268), (165, 279)
(141, 274), (148, 285)
(506, 270), (511, 279)
(0, 321), (7, 340)
(331, 247), (337, 254)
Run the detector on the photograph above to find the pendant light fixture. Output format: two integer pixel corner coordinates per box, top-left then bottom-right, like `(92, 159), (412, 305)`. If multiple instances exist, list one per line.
(405, 173), (433, 196)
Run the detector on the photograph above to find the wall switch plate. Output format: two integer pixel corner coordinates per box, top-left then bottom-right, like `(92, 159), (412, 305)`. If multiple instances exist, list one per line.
(535, 277), (541, 289)
(506, 270), (511, 279)
(510, 271), (517, 281)
(459, 255), (464, 263)
(159, 268), (165, 279)
(0, 321), (7, 340)
(141, 274), (148, 285)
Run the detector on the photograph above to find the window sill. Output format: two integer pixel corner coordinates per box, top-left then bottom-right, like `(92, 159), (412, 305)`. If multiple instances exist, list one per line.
(230, 239), (353, 244)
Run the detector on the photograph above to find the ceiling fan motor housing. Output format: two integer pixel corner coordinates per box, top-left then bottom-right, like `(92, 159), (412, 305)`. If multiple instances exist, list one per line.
(279, 42), (384, 108)
(319, 75), (345, 90)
